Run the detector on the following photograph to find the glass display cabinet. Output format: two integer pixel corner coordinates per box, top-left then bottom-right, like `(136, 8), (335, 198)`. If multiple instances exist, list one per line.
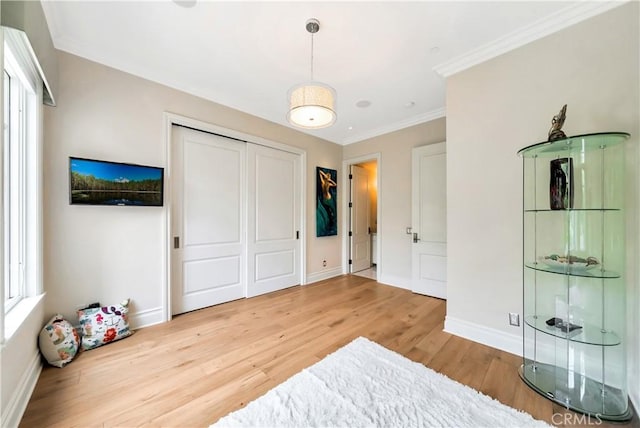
(517, 132), (632, 421)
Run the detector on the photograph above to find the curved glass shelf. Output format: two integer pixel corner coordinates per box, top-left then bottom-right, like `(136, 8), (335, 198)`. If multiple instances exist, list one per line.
(517, 132), (629, 158)
(525, 315), (621, 346)
(520, 363), (631, 421)
(525, 262), (620, 279)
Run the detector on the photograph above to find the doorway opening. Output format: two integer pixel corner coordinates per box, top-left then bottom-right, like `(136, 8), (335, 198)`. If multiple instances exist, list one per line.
(346, 158), (379, 280)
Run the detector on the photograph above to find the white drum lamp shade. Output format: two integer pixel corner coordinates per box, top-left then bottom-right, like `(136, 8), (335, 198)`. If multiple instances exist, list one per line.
(287, 83), (337, 129)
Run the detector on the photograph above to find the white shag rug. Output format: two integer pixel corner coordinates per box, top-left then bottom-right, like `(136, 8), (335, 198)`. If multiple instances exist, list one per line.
(211, 337), (551, 428)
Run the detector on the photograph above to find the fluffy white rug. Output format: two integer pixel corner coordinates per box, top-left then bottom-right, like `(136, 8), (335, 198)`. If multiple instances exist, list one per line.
(211, 337), (550, 428)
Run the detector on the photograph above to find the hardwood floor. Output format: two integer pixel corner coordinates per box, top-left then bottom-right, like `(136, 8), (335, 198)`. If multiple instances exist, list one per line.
(20, 275), (637, 427)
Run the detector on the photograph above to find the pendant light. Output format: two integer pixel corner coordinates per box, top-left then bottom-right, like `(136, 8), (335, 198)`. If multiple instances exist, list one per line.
(287, 18), (337, 129)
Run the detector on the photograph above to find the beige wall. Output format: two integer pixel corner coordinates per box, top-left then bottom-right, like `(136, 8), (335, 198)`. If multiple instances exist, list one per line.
(43, 51), (343, 327)
(445, 2), (639, 408)
(343, 118), (446, 288)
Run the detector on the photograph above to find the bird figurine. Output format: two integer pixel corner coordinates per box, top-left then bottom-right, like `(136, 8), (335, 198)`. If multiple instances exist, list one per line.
(548, 104), (567, 142)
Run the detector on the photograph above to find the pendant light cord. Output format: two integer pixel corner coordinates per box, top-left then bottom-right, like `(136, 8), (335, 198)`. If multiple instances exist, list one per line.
(310, 32), (314, 81)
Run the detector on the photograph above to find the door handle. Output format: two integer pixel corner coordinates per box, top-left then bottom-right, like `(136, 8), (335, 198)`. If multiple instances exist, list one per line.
(413, 233), (420, 243)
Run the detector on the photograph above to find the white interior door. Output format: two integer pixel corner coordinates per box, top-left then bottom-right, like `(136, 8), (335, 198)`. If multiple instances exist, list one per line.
(350, 165), (371, 272)
(247, 144), (301, 297)
(171, 126), (246, 315)
(411, 143), (447, 299)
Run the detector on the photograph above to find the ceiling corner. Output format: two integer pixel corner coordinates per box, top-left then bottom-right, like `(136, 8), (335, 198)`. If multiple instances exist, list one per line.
(433, 1), (629, 78)
(341, 107), (446, 146)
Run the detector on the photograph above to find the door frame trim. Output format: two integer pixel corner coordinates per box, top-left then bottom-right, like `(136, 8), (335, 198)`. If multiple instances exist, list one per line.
(163, 112), (307, 322)
(341, 153), (381, 277)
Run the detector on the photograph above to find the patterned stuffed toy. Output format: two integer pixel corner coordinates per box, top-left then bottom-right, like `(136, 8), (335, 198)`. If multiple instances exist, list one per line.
(38, 315), (80, 367)
(77, 299), (133, 350)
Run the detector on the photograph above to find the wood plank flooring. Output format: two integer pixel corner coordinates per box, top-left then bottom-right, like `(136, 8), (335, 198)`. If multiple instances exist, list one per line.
(20, 275), (638, 427)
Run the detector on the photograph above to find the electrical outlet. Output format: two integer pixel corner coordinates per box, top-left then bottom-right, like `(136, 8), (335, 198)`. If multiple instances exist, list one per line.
(509, 312), (520, 326)
(322, 260), (327, 267)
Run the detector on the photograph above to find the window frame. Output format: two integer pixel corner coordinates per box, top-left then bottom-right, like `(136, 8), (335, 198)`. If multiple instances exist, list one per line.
(2, 29), (42, 316)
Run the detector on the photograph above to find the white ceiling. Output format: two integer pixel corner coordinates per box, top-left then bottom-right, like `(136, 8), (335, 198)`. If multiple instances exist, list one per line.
(40, 1), (622, 145)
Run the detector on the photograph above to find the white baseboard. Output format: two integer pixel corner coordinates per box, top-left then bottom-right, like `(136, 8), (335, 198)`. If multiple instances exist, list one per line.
(306, 267), (343, 284)
(2, 351), (42, 428)
(444, 315), (522, 356)
(377, 273), (412, 290)
(130, 306), (164, 329)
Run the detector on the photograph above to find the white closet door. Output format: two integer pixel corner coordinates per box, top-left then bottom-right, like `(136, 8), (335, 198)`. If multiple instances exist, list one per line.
(247, 144), (301, 297)
(171, 126), (246, 315)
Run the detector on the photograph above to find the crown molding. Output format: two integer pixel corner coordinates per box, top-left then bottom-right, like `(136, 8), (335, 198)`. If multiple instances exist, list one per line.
(433, 1), (629, 78)
(341, 107), (446, 146)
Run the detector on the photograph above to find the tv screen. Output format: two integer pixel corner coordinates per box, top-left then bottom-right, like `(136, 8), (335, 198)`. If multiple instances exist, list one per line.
(69, 157), (164, 206)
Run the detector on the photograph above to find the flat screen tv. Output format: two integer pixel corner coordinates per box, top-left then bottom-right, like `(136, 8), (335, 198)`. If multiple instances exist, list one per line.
(69, 157), (164, 206)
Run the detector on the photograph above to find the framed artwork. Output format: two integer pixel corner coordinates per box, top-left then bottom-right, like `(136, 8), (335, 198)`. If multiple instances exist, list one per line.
(316, 166), (337, 237)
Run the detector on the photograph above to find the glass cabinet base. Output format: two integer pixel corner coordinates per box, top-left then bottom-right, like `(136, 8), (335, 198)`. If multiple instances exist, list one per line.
(519, 362), (632, 422)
